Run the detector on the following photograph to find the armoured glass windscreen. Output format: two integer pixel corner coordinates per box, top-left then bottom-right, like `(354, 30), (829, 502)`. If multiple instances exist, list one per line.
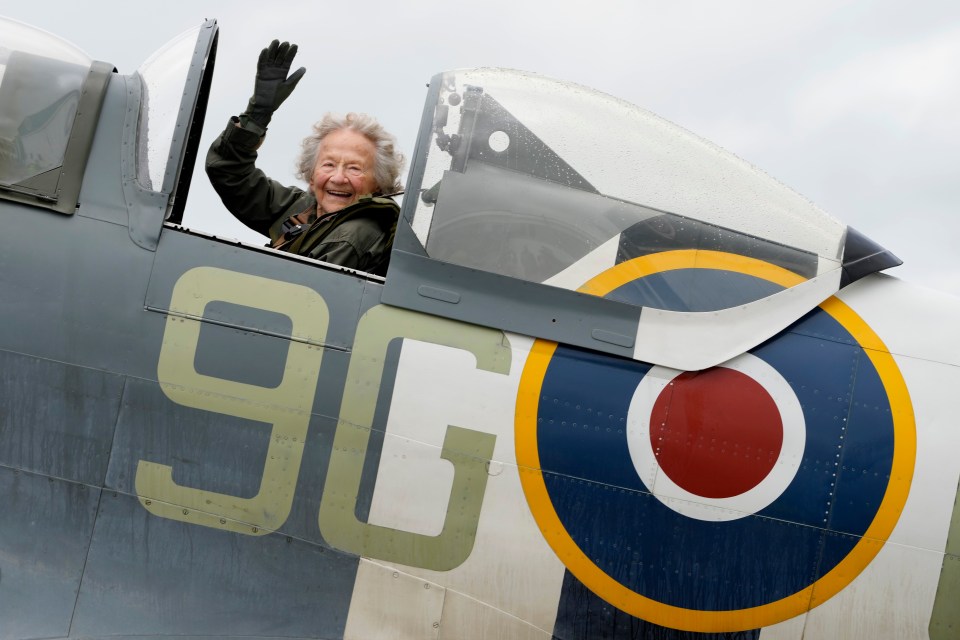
(136, 25), (203, 192)
(408, 69), (846, 310)
(0, 19), (92, 187)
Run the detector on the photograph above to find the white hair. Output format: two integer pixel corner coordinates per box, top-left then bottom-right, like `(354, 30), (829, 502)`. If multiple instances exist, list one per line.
(296, 112), (405, 194)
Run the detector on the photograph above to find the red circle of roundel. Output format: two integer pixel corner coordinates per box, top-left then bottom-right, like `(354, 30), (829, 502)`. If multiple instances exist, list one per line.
(650, 368), (784, 499)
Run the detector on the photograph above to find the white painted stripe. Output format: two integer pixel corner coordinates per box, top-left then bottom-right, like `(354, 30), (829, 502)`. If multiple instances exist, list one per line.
(542, 235), (620, 290)
(345, 337), (565, 637)
(633, 267), (843, 370)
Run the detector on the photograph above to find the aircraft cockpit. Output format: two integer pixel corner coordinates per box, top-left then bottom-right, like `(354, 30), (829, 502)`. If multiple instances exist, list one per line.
(382, 68), (902, 368)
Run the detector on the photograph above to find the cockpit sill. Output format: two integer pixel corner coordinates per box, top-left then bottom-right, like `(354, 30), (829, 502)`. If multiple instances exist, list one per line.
(161, 221), (388, 283)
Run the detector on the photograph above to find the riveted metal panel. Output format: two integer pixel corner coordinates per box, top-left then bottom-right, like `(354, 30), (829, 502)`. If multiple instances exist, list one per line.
(0, 350), (124, 484)
(344, 560), (445, 640)
(437, 589), (552, 640)
(71, 489), (357, 638)
(383, 241), (640, 360)
(0, 204), (160, 378)
(0, 468), (100, 640)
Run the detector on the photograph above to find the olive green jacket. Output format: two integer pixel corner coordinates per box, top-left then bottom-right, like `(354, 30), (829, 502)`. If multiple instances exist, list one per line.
(205, 117), (398, 274)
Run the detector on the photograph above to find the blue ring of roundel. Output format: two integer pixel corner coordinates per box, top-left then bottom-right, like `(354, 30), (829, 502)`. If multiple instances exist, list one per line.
(534, 268), (895, 612)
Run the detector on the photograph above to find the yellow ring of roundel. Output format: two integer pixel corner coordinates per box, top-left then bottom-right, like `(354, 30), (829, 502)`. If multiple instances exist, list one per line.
(515, 249), (916, 632)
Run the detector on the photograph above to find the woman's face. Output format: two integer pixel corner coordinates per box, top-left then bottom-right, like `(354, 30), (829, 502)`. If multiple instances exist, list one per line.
(310, 128), (378, 214)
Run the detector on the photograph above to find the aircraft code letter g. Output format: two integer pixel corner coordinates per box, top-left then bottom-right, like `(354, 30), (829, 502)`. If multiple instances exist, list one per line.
(319, 305), (510, 570)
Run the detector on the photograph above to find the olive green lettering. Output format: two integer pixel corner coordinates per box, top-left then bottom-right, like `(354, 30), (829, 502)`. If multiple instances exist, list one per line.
(930, 475), (960, 639)
(137, 266), (328, 535)
(319, 304), (510, 569)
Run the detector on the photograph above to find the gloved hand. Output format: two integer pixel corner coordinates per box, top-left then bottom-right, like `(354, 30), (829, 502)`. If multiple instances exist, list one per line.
(244, 40), (306, 128)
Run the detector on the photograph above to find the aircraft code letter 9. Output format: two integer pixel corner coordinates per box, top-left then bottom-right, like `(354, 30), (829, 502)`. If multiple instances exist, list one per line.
(136, 266), (328, 535)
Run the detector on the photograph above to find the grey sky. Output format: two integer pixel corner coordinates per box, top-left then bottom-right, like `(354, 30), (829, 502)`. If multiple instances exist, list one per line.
(5, 1), (959, 295)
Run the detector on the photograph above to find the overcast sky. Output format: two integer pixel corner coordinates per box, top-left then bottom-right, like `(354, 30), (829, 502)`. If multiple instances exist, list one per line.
(5, 1), (959, 295)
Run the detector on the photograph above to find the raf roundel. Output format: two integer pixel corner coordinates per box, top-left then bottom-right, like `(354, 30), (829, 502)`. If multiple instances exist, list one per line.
(628, 352), (806, 522)
(515, 250), (915, 632)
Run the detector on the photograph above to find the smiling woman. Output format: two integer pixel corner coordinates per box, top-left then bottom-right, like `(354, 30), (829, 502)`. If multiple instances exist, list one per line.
(205, 41), (405, 275)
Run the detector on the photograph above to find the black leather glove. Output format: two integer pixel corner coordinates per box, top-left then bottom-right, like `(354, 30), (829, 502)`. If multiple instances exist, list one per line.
(244, 40), (306, 128)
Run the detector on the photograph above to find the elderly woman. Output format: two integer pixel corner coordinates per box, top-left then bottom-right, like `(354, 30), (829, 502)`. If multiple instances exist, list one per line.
(206, 40), (405, 275)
